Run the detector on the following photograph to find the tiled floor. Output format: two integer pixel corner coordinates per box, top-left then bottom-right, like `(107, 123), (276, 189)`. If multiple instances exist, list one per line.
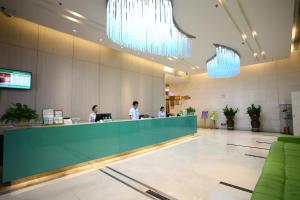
(0, 129), (279, 200)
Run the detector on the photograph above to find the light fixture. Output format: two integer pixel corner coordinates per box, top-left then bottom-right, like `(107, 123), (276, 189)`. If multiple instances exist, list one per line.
(173, 56), (178, 59)
(196, 66), (200, 69)
(72, 29), (77, 33)
(252, 31), (257, 37)
(99, 38), (103, 42)
(242, 33), (247, 40)
(261, 51), (266, 55)
(253, 53), (258, 57)
(63, 15), (82, 24)
(168, 57), (174, 61)
(207, 44), (240, 78)
(192, 67), (196, 70)
(65, 9), (86, 19)
(106, 0), (194, 57)
(292, 26), (296, 41)
(164, 66), (175, 73)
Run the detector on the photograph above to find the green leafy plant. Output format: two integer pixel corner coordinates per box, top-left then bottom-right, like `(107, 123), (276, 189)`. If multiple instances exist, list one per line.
(223, 105), (239, 120)
(247, 104), (261, 120)
(186, 107), (196, 115)
(247, 104), (262, 132)
(223, 105), (239, 130)
(0, 103), (38, 124)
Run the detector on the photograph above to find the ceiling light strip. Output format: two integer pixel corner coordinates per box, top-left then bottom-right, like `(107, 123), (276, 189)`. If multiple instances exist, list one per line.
(219, 0), (255, 56)
(236, 0), (265, 58)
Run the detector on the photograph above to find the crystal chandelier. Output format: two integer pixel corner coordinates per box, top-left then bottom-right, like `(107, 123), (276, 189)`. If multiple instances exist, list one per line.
(207, 44), (240, 78)
(106, 0), (193, 57)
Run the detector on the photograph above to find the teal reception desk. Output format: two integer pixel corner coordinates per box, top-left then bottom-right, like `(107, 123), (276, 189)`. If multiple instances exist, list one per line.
(2, 116), (197, 183)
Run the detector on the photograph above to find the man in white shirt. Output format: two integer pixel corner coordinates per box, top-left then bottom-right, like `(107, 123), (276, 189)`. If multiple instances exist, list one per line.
(89, 105), (99, 122)
(129, 101), (140, 120)
(158, 106), (166, 118)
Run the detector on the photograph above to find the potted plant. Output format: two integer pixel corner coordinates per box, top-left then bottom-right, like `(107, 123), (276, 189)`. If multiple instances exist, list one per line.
(247, 104), (262, 132)
(0, 103), (38, 127)
(223, 105), (239, 130)
(186, 107), (196, 116)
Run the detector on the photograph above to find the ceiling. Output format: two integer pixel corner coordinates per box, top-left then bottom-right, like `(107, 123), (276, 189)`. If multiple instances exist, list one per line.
(0, 0), (295, 74)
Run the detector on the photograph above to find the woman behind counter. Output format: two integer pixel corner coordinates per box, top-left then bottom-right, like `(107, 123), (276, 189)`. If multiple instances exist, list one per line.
(89, 105), (99, 122)
(158, 106), (166, 118)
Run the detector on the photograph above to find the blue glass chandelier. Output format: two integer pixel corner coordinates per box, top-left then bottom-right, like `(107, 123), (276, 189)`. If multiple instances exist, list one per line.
(207, 44), (240, 78)
(106, 0), (193, 57)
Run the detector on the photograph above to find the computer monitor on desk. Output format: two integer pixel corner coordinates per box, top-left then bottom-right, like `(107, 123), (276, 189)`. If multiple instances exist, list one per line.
(95, 113), (112, 122)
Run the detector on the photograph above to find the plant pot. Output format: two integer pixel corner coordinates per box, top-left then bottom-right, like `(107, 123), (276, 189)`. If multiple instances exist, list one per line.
(251, 119), (260, 132)
(226, 119), (234, 130)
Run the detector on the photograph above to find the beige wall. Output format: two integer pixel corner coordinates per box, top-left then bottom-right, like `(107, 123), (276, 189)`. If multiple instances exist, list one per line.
(169, 50), (300, 132)
(0, 13), (165, 121)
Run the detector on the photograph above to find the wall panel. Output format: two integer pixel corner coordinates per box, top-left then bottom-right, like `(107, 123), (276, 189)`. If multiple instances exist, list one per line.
(36, 52), (73, 116)
(99, 66), (122, 119)
(72, 60), (100, 120)
(121, 70), (139, 119)
(138, 74), (153, 115)
(0, 13), (38, 49)
(74, 38), (100, 64)
(38, 26), (73, 57)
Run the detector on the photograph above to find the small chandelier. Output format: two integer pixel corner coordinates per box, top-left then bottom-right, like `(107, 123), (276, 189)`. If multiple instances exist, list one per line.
(106, 0), (193, 57)
(207, 44), (240, 78)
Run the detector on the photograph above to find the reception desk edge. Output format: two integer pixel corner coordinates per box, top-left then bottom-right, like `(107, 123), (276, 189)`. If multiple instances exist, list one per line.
(3, 116), (197, 183)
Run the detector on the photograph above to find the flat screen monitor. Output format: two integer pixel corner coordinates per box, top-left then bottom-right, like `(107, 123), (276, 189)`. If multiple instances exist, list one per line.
(0, 68), (32, 89)
(95, 113), (112, 122)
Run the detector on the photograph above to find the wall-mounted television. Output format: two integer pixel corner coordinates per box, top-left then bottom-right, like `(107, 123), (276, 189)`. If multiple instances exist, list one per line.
(0, 68), (32, 90)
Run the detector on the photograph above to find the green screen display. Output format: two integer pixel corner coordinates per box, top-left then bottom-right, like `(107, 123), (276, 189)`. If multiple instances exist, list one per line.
(0, 68), (32, 89)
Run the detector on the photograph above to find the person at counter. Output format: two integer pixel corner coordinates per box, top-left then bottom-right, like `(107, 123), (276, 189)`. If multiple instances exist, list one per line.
(158, 106), (166, 118)
(129, 101), (140, 120)
(89, 105), (99, 122)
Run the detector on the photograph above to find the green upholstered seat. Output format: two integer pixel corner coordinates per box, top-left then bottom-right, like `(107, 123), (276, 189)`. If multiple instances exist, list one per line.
(251, 137), (300, 200)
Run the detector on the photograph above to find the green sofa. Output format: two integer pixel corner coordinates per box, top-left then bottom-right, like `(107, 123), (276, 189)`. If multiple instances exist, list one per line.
(251, 136), (300, 200)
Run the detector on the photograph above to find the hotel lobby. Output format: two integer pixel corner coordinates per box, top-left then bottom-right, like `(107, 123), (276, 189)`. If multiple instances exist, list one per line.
(0, 0), (299, 200)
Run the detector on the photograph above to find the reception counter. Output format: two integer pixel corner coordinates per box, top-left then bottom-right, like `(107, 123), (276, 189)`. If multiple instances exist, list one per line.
(2, 116), (197, 183)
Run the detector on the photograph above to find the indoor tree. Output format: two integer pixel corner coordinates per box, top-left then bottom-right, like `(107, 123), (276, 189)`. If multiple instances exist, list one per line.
(223, 105), (239, 130)
(247, 104), (262, 132)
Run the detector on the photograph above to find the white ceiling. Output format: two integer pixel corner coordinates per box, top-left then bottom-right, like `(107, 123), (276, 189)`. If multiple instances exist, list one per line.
(0, 0), (295, 74)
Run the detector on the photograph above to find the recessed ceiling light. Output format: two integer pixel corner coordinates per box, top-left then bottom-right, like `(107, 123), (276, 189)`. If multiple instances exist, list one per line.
(121, 46), (124, 49)
(63, 15), (82, 24)
(261, 51), (266, 55)
(192, 67), (196, 70)
(242, 33), (247, 40)
(172, 56), (178, 59)
(196, 66), (200, 69)
(72, 29), (77, 33)
(253, 53), (258, 57)
(252, 31), (257, 37)
(168, 57), (173, 61)
(99, 38), (103, 42)
(65, 9), (87, 19)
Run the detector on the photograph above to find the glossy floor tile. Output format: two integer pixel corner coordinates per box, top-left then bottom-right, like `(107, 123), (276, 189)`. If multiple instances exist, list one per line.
(0, 129), (278, 200)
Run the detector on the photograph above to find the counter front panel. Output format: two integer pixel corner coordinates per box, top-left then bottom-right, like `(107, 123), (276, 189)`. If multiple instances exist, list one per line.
(3, 116), (197, 183)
